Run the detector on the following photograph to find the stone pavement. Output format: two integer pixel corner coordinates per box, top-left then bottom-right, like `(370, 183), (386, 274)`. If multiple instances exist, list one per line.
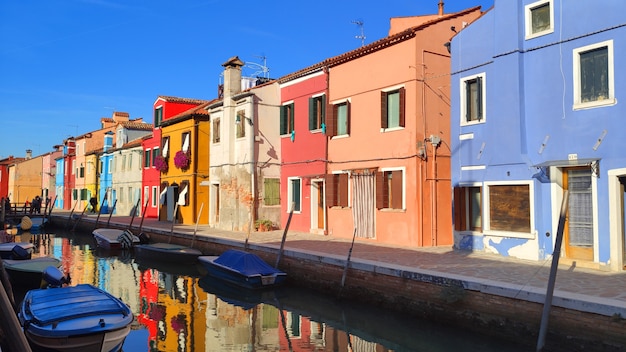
(51, 211), (626, 318)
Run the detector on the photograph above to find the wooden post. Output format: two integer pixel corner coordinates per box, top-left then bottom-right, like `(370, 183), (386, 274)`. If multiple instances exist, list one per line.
(275, 203), (294, 268)
(0, 260), (32, 351)
(65, 199), (79, 229)
(94, 193), (107, 229)
(168, 203), (179, 244)
(106, 199), (117, 227)
(137, 199), (149, 233)
(71, 204), (89, 232)
(191, 203), (204, 248)
(127, 198), (141, 230)
(536, 190), (569, 352)
(339, 228), (358, 296)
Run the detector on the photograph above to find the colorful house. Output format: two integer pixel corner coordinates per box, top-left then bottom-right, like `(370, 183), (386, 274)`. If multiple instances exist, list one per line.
(278, 67), (328, 234)
(207, 56), (281, 232)
(451, 0), (626, 270)
(41, 146), (62, 207)
(0, 156), (24, 201)
(143, 96), (208, 219)
(159, 101), (211, 224)
(323, 7), (483, 247)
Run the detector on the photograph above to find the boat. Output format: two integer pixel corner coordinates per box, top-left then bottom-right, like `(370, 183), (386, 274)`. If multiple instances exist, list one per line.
(16, 216), (48, 233)
(19, 283), (133, 352)
(134, 242), (202, 265)
(198, 249), (287, 289)
(92, 228), (140, 250)
(3, 257), (62, 288)
(0, 242), (34, 260)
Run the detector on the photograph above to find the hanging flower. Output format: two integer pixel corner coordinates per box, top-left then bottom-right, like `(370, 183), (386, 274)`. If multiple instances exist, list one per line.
(154, 155), (169, 173)
(174, 150), (191, 169)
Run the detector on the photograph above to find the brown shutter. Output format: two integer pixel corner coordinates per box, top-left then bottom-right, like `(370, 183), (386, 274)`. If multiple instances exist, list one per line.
(326, 174), (336, 206)
(345, 101), (351, 135)
(327, 104), (336, 137)
(375, 171), (384, 209)
(381, 91), (388, 128)
(391, 170), (402, 209)
(454, 187), (466, 231)
(399, 87), (406, 127)
(338, 173), (348, 207)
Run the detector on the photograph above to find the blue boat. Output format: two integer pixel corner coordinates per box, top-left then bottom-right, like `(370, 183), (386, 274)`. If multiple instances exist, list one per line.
(198, 249), (287, 289)
(3, 257), (62, 288)
(0, 242), (34, 260)
(19, 283), (133, 352)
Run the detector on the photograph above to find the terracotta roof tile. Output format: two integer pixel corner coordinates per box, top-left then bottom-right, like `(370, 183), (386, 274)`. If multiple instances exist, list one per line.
(155, 96), (209, 105)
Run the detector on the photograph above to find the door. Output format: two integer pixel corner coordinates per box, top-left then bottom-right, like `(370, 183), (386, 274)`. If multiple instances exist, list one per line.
(315, 181), (324, 229)
(563, 167), (594, 261)
(620, 177), (626, 269)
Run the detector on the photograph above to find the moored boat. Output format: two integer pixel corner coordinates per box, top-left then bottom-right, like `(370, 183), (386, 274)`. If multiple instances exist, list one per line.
(19, 282), (133, 352)
(198, 249), (287, 289)
(92, 228), (140, 250)
(0, 242), (34, 260)
(134, 242), (202, 265)
(3, 257), (62, 288)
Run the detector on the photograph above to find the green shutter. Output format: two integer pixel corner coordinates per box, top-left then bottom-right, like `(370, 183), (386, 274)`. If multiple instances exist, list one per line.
(309, 97), (315, 130)
(264, 178), (280, 206)
(280, 105), (287, 135)
(289, 103), (295, 133)
(477, 77), (483, 120)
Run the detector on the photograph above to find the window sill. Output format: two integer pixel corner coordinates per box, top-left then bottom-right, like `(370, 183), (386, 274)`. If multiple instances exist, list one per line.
(460, 119), (485, 127)
(380, 126), (404, 133)
(573, 98), (616, 111)
(378, 208), (406, 213)
(525, 28), (553, 40)
(330, 134), (349, 140)
(483, 230), (536, 240)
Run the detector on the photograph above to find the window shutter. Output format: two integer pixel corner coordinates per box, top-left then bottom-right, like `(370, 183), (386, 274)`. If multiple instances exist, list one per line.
(375, 171), (384, 209)
(325, 174), (336, 206)
(454, 187), (466, 231)
(289, 103), (295, 133)
(391, 170), (402, 209)
(465, 81), (471, 122)
(399, 87), (406, 127)
(309, 97), (315, 130)
(327, 104), (336, 137)
(338, 173), (349, 207)
(320, 95), (326, 126)
(381, 91), (388, 128)
(280, 105), (287, 135)
(476, 77), (483, 120)
(345, 101), (351, 135)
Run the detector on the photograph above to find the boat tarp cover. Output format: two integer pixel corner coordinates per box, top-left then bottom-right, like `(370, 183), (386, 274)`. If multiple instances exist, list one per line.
(24, 284), (130, 325)
(214, 249), (282, 276)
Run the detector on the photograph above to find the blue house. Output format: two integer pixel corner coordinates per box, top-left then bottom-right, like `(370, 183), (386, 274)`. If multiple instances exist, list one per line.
(450, 0), (625, 271)
(99, 132), (115, 214)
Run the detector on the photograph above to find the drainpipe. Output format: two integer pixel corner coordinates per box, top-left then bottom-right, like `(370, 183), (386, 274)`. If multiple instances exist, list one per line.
(250, 97), (257, 232)
(323, 65), (330, 235)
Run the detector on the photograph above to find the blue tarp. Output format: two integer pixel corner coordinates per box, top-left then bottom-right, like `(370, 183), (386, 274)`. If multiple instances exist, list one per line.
(214, 249), (282, 276)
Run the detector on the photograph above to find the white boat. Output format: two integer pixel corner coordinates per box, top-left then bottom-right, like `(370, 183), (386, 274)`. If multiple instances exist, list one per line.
(92, 228), (140, 250)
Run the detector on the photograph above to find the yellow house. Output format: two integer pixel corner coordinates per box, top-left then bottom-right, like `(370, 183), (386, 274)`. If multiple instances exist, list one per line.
(159, 102), (212, 225)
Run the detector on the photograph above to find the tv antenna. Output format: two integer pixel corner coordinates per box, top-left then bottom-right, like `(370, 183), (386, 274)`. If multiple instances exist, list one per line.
(352, 20), (366, 47)
(244, 55), (270, 78)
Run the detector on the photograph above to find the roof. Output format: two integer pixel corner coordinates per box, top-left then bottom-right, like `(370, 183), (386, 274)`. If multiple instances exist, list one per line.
(154, 96), (209, 105)
(118, 121), (153, 131)
(278, 6), (482, 84)
(160, 100), (218, 127)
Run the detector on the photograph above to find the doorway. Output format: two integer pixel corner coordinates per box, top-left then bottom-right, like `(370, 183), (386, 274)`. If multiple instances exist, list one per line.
(310, 180), (325, 233)
(563, 167), (594, 261)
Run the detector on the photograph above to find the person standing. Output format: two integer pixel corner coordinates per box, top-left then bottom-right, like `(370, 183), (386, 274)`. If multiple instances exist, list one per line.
(89, 196), (98, 213)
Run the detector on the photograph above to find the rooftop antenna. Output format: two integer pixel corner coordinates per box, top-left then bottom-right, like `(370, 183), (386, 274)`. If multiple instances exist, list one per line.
(352, 20), (366, 47)
(244, 55), (270, 78)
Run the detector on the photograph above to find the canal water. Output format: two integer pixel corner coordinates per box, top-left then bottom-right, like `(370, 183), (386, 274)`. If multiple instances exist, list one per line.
(12, 229), (528, 352)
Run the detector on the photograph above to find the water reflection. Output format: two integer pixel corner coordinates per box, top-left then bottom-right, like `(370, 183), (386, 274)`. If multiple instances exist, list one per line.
(12, 230), (525, 352)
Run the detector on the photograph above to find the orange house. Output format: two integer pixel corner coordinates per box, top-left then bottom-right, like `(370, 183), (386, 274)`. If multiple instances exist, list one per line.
(325, 7), (483, 247)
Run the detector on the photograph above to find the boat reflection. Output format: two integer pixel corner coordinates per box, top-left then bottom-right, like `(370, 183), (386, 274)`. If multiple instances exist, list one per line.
(8, 230), (524, 352)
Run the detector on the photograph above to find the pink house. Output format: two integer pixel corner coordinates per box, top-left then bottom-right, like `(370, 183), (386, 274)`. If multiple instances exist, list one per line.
(321, 7), (483, 247)
(278, 67), (329, 234)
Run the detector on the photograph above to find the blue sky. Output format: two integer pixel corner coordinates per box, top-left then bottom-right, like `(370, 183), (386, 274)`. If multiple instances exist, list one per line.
(0, 0), (493, 159)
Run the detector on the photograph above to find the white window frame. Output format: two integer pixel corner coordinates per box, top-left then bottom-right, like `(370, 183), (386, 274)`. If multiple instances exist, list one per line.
(483, 180), (535, 239)
(525, 0), (554, 39)
(151, 186), (158, 207)
(381, 84), (405, 132)
(573, 40), (615, 110)
(379, 166), (406, 210)
(459, 72), (486, 126)
(287, 176), (302, 214)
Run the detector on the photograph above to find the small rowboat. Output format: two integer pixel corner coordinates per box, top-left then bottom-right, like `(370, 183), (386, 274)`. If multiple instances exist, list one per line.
(3, 257), (62, 288)
(0, 242), (34, 260)
(134, 242), (202, 265)
(92, 228), (140, 250)
(198, 249), (287, 290)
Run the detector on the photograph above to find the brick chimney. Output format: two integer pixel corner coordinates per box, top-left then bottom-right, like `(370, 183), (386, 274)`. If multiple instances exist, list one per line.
(222, 56), (244, 100)
(438, 0), (444, 16)
(25, 149), (32, 159)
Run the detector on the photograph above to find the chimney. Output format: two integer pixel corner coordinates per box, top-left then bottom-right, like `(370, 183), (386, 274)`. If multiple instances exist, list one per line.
(25, 149), (32, 159)
(222, 56), (244, 100)
(438, 0), (444, 16)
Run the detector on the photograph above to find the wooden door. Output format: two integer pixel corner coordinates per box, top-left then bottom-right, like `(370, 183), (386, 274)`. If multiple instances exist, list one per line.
(316, 181), (324, 229)
(563, 167), (594, 261)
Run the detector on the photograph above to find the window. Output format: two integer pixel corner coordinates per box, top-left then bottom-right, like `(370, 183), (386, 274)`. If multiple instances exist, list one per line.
(151, 186), (158, 207)
(485, 182), (532, 235)
(154, 106), (163, 127)
(454, 186), (482, 231)
(525, 0), (553, 39)
(460, 73), (485, 125)
(72, 160), (75, 175)
(287, 177), (301, 212)
(263, 178), (280, 206)
(128, 154), (133, 170)
(236, 111), (246, 138)
(327, 100), (351, 137)
(280, 102), (295, 136)
(309, 95), (326, 131)
(108, 159), (112, 174)
(376, 169), (404, 210)
(381, 88), (405, 129)
(121, 155), (127, 171)
(182, 132), (191, 153)
(152, 148), (159, 167)
(72, 189), (78, 201)
(326, 173), (349, 207)
(79, 165), (84, 178)
(144, 149), (151, 168)
(213, 118), (221, 143)
(573, 40), (614, 109)
(178, 181), (189, 206)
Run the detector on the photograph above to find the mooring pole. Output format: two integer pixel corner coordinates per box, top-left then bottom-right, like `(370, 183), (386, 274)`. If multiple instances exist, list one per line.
(339, 228), (358, 297)
(536, 190), (569, 352)
(275, 203), (294, 269)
